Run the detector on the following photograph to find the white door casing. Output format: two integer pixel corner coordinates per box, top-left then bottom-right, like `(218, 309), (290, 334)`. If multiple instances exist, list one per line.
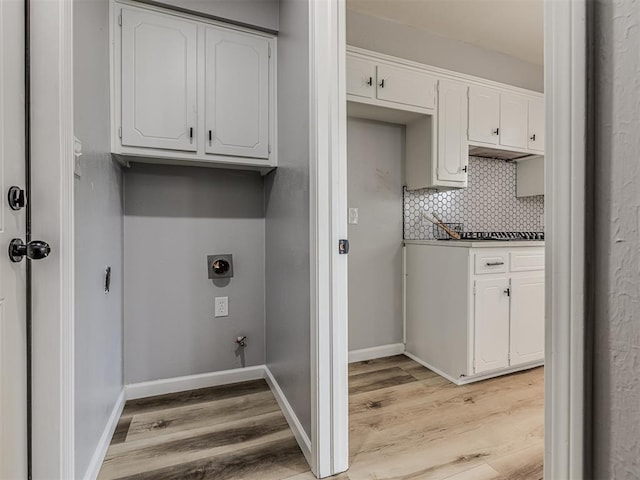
(474, 278), (510, 374)
(204, 26), (270, 159)
(468, 85), (499, 145)
(0, 1), (27, 477)
(120, 6), (198, 151)
(437, 79), (468, 183)
(499, 93), (528, 150)
(510, 274), (545, 366)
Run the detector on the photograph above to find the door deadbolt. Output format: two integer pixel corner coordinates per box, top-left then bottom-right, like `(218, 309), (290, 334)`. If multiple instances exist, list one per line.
(8, 186), (26, 211)
(9, 239), (51, 263)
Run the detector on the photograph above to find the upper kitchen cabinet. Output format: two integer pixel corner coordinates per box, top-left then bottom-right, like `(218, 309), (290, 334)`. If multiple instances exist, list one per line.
(499, 93), (529, 150)
(112, 2), (277, 173)
(346, 56), (376, 100)
(435, 79), (468, 186)
(468, 86), (499, 145)
(120, 8), (198, 152)
(527, 98), (545, 152)
(204, 27), (270, 159)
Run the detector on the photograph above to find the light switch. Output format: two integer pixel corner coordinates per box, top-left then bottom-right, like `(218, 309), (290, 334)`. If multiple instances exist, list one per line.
(348, 208), (359, 225)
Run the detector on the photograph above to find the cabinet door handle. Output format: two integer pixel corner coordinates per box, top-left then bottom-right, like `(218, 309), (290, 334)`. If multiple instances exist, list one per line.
(367, 76), (373, 86)
(379, 79), (385, 88)
(462, 165), (468, 173)
(209, 130), (212, 145)
(504, 287), (511, 297)
(530, 133), (536, 141)
(486, 261), (504, 266)
(492, 128), (499, 135)
(189, 127), (193, 141)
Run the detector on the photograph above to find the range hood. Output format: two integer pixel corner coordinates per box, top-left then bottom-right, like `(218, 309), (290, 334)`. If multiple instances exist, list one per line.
(469, 145), (540, 161)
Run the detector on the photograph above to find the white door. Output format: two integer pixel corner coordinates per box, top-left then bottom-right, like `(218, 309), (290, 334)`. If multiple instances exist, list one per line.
(528, 98), (545, 152)
(499, 93), (528, 149)
(468, 86), (499, 145)
(205, 26), (270, 159)
(376, 64), (436, 110)
(120, 7), (198, 151)
(346, 55), (375, 99)
(474, 278), (510, 374)
(509, 274), (545, 365)
(437, 80), (468, 184)
(0, 1), (27, 477)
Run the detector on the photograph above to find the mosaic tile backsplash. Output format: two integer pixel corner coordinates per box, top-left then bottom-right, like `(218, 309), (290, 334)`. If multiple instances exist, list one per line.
(404, 156), (545, 239)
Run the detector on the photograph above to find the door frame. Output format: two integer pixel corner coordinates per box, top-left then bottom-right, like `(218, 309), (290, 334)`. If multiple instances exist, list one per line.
(29, 0), (75, 477)
(311, 1), (588, 479)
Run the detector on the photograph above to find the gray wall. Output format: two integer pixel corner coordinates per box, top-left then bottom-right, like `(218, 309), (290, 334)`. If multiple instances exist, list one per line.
(73, 0), (124, 477)
(347, 9), (544, 93)
(124, 164), (265, 384)
(265, 0), (311, 437)
(590, 1), (640, 477)
(140, 0), (279, 31)
(347, 118), (404, 351)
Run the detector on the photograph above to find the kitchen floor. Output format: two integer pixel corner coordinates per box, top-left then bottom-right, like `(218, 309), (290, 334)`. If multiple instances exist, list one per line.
(98, 356), (543, 480)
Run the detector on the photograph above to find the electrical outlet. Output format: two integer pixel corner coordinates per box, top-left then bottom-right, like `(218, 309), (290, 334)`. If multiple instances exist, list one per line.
(348, 207), (359, 225)
(214, 297), (229, 317)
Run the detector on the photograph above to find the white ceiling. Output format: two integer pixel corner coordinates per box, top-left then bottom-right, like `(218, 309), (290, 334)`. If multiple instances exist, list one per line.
(346, 0), (543, 66)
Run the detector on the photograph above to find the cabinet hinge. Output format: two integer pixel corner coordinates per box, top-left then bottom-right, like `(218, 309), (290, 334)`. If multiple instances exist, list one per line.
(118, 12), (122, 27)
(268, 144), (271, 154)
(118, 126), (122, 138)
(473, 282), (476, 295)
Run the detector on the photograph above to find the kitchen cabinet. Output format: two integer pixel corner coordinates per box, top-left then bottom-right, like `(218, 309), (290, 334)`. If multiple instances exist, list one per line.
(527, 98), (545, 152)
(120, 8), (198, 152)
(346, 56), (376, 100)
(468, 86), (499, 145)
(436, 80), (468, 185)
(499, 93), (529, 150)
(112, 2), (277, 173)
(405, 242), (545, 385)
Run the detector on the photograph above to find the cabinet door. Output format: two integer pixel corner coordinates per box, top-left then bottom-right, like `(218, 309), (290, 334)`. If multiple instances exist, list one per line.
(437, 80), (468, 183)
(468, 86), (499, 145)
(474, 278), (510, 374)
(527, 98), (545, 152)
(346, 55), (376, 99)
(499, 93), (528, 149)
(121, 8), (197, 151)
(205, 27), (270, 159)
(376, 64), (436, 110)
(509, 274), (545, 365)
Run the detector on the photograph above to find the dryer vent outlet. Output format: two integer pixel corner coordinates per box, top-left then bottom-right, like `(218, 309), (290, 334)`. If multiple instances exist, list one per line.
(208, 254), (234, 279)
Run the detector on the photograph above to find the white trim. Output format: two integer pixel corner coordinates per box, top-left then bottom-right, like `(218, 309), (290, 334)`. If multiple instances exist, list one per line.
(348, 344), (405, 363)
(263, 367), (312, 466)
(81, 389), (126, 480)
(125, 366), (265, 400)
(309, 0), (349, 477)
(544, 0), (586, 478)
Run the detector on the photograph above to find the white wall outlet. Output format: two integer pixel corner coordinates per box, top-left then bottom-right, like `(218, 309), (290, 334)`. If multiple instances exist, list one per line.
(214, 296), (229, 317)
(348, 207), (359, 225)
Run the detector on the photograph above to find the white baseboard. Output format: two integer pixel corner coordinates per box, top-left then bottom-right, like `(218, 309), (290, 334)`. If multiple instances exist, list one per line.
(82, 388), (126, 480)
(263, 366), (312, 466)
(403, 351), (462, 385)
(125, 365), (265, 400)
(348, 343), (405, 363)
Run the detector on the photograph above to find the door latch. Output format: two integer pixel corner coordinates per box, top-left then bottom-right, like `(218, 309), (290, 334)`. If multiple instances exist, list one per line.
(8, 186), (26, 210)
(338, 239), (349, 255)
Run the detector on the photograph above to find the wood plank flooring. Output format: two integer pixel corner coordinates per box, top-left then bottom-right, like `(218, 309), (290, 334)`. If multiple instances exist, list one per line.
(98, 357), (543, 480)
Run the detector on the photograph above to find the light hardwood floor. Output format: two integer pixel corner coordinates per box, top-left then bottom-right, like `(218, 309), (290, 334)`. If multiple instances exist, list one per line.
(98, 356), (543, 480)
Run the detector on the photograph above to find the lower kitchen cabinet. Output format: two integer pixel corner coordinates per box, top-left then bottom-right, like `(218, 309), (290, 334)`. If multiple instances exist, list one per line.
(405, 241), (545, 385)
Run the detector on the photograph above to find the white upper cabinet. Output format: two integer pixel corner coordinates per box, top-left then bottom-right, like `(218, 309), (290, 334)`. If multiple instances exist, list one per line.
(376, 64), (437, 110)
(509, 274), (545, 366)
(527, 98), (545, 152)
(113, 2), (276, 173)
(499, 93), (529, 150)
(120, 7), (198, 152)
(346, 56), (376, 99)
(437, 80), (468, 184)
(205, 27), (270, 159)
(468, 86), (499, 145)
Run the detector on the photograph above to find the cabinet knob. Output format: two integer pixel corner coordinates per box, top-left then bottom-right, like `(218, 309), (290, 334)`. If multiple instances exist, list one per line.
(530, 133), (536, 141)
(492, 128), (499, 135)
(504, 287), (511, 297)
(367, 76), (373, 86)
(462, 165), (468, 173)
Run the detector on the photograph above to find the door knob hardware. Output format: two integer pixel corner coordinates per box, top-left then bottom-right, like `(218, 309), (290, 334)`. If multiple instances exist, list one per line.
(8, 239), (51, 263)
(8, 186), (26, 211)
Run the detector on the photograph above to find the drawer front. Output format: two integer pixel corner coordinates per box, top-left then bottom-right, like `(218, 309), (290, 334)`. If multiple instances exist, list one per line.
(475, 253), (509, 275)
(376, 64), (437, 110)
(510, 250), (545, 272)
